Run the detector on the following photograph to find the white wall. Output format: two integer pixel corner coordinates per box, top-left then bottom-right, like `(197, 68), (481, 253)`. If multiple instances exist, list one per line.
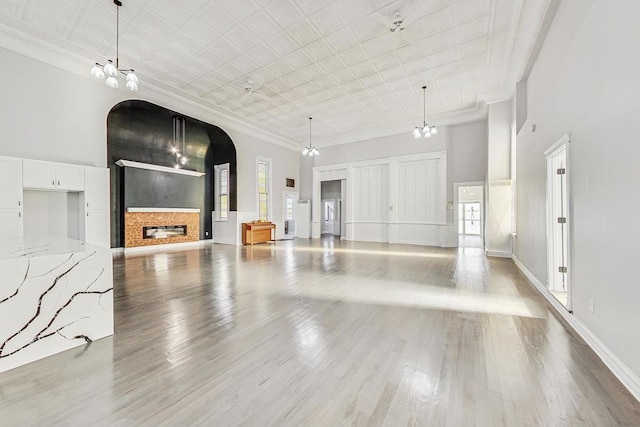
(309, 121), (487, 225)
(514, 0), (640, 395)
(449, 121), (487, 185)
(0, 47), (299, 241)
(485, 101), (513, 256)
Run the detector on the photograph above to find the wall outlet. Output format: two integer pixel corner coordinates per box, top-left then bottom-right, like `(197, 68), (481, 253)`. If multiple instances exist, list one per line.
(206, 231), (209, 236)
(588, 299), (594, 313)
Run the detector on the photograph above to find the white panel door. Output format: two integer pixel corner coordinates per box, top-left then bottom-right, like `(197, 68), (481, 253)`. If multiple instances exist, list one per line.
(84, 167), (109, 210)
(352, 164), (388, 222)
(395, 158), (445, 224)
(85, 210), (109, 247)
(0, 156), (22, 209)
(56, 164), (84, 191)
(0, 210), (23, 240)
(23, 159), (56, 189)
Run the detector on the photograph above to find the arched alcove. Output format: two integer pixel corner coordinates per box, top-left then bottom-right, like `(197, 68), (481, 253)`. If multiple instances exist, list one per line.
(107, 100), (237, 248)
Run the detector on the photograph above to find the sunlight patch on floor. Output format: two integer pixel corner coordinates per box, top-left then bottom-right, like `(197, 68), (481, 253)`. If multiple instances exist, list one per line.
(245, 244), (454, 259)
(275, 276), (545, 319)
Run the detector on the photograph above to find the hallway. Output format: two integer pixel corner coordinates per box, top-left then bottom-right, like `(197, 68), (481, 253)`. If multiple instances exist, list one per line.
(1, 239), (639, 426)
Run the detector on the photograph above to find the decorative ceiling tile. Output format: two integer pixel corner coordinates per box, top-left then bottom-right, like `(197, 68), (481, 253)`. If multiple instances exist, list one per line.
(362, 33), (396, 58)
(339, 45), (368, 66)
(196, 49), (227, 69)
(316, 54), (347, 74)
(308, 4), (345, 35)
(283, 48), (314, 69)
(423, 28), (457, 54)
(247, 44), (281, 65)
(287, 20), (321, 47)
(209, 38), (243, 61)
(416, 7), (454, 39)
(197, 4), (237, 35)
(324, 26), (359, 52)
(304, 39), (335, 61)
(1, 0), (547, 146)
(264, 32), (298, 57)
(0, 1), (23, 19)
(299, 63), (326, 81)
(244, 11), (281, 40)
(225, 25), (262, 51)
(428, 47), (458, 68)
(456, 15), (490, 43)
(263, 0), (304, 29)
(147, 0), (192, 28)
(454, 0), (491, 23)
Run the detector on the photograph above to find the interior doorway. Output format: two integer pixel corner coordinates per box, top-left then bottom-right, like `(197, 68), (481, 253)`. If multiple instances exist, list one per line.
(456, 184), (484, 249)
(283, 191), (298, 239)
(546, 135), (571, 310)
(320, 180), (342, 238)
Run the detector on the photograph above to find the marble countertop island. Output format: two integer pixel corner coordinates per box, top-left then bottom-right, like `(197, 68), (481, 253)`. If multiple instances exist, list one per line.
(0, 236), (113, 373)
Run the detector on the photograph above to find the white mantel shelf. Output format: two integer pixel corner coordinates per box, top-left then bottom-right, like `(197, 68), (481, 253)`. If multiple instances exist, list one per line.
(116, 159), (205, 177)
(126, 208), (200, 213)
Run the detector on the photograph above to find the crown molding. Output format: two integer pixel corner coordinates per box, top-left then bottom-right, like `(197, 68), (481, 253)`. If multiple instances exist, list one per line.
(0, 21), (300, 152)
(314, 104), (488, 148)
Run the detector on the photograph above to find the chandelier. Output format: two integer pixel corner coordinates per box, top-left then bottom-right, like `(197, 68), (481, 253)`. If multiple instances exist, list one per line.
(413, 86), (437, 138)
(171, 116), (188, 168)
(90, 0), (139, 91)
(302, 117), (319, 156)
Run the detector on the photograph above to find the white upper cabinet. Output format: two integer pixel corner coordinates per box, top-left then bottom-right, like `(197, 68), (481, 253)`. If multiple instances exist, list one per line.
(56, 164), (84, 191)
(22, 159), (56, 189)
(23, 159), (84, 191)
(0, 156), (23, 209)
(84, 167), (109, 210)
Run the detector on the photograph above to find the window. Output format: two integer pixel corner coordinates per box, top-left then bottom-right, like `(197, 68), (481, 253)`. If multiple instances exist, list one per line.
(257, 159), (270, 221)
(215, 163), (229, 221)
(285, 196), (294, 220)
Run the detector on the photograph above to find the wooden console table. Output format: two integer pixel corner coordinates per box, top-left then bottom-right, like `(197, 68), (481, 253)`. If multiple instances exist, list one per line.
(242, 221), (276, 245)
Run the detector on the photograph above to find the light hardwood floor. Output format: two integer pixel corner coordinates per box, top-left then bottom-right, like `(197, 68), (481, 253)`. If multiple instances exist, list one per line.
(1, 238), (639, 426)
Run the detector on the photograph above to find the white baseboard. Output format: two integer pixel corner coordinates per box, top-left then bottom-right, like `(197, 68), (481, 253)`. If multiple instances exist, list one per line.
(122, 240), (212, 255)
(485, 249), (512, 258)
(513, 255), (640, 402)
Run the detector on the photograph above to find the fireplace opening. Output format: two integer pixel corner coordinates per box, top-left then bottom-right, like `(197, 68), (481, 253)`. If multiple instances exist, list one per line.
(143, 225), (187, 239)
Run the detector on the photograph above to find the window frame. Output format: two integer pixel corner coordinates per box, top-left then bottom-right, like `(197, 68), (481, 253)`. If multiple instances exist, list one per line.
(214, 163), (230, 221)
(256, 157), (272, 222)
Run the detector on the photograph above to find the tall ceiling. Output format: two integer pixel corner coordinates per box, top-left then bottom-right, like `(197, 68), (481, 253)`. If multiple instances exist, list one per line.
(0, 0), (550, 148)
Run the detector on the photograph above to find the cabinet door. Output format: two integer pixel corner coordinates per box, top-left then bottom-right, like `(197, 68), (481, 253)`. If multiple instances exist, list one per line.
(23, 159), (56, 189)
(84, 167), (109, 210)
(56, 164), (85, 191)
(85, 210), (109, 248)
(0, 210), (23, 240)
(0, 156), (22, 209)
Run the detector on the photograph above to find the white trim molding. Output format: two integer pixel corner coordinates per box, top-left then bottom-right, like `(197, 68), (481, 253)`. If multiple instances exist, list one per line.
(513, 255), (640, 403)
(126, 208), (200, 213)
(115, 159), (205, 177)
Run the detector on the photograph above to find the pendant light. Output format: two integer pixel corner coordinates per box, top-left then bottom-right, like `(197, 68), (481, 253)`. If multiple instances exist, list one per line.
(90, 0), (139, 91)
(413, 86), (437, 139)
(172, 116), (188, 168)
(302, 117), (319, 156)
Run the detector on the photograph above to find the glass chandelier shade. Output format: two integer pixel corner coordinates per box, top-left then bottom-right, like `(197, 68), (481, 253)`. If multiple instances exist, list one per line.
(413, 86), (437, 139)
(90, 1), (139, 91)
(302, 117), (319, 156)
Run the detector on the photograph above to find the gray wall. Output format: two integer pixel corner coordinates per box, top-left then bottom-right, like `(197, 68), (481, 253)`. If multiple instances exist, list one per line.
(514, 0), (640, 381)
(306, 121), (487, 224)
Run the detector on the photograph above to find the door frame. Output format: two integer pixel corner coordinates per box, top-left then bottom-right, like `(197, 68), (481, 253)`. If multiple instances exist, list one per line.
(454, 181), (485, 247)
(282, 190), (298, 237)
(545, 133), (572, 311)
